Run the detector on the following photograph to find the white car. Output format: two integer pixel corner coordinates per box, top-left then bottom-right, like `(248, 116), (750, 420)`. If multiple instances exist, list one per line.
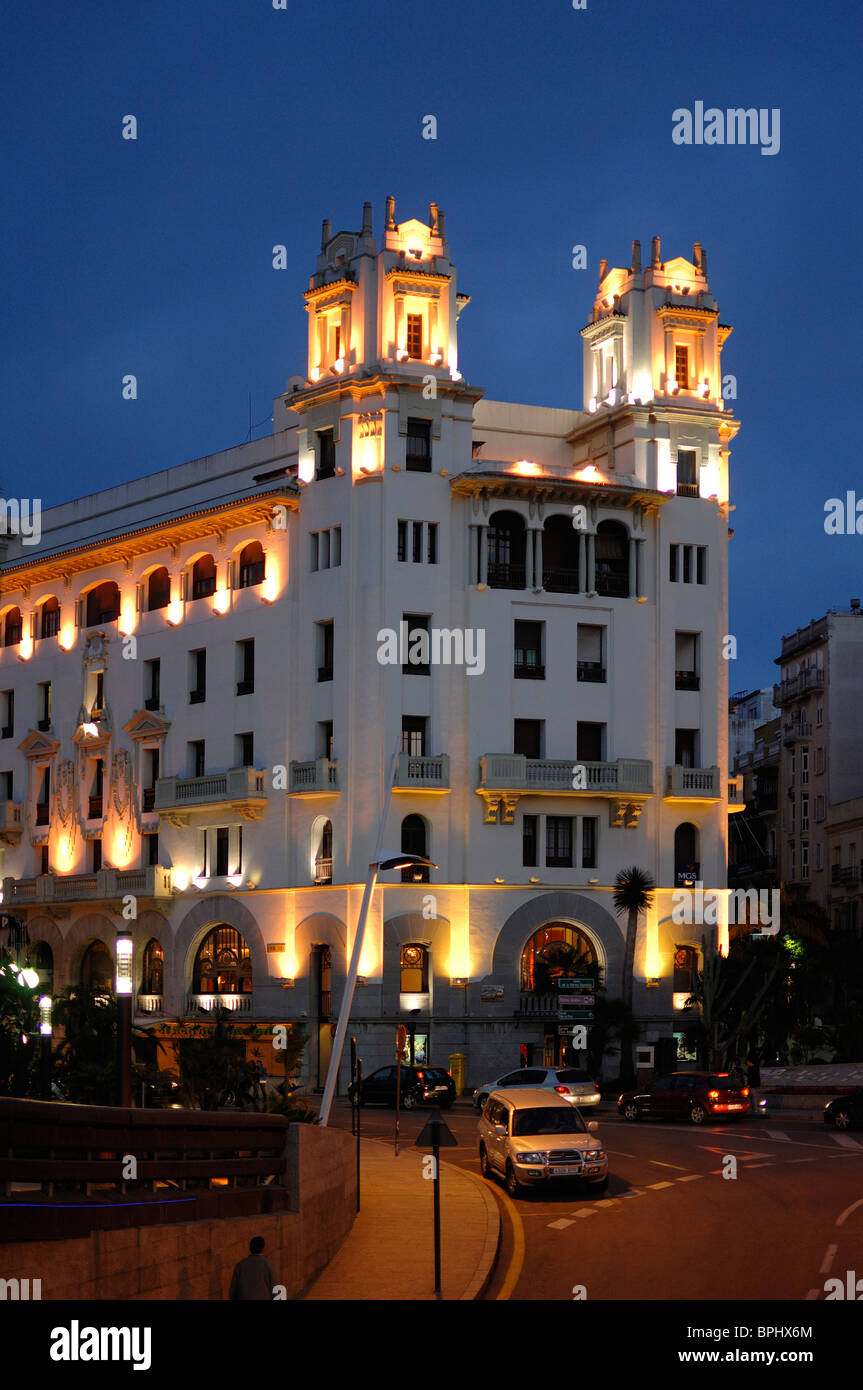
(473, 1066), (601, 1112)
(478, 1087), (609, 1197)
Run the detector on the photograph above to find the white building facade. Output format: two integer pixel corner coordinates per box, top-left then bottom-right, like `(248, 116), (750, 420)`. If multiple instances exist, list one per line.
(0, 201), (740, 1088)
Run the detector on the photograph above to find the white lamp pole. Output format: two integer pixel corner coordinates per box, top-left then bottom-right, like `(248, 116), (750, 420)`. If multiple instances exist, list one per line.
(319, 749), (435, 1127)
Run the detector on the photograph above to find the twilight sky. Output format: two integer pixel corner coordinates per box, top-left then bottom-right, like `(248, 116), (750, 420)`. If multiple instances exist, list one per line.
(2, 0), (860, 693)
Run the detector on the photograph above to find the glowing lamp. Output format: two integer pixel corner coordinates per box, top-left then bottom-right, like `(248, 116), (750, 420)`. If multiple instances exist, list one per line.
(513, 459), (541, 477)
(172, 868), (190, 892)
(396, 348), (408, 362)
(430, 351), (443, 365)
(19, 966), (40, 989)
(39, 995), (52, 1036)
(81, 722), (99, 738)
(18, 634), (33, 661)
(213, 588), (230, 616)
(192, 875), (208, 890)
(333, 356), (345, 374)
(114, 932), (134, 996)
(59, 625), (76, 651)
(309, 365), (321, 383)
(227, 873), (243, 887)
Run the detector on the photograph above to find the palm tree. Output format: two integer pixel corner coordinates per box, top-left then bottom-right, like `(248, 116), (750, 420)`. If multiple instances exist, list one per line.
(614, 866), (655, 1008)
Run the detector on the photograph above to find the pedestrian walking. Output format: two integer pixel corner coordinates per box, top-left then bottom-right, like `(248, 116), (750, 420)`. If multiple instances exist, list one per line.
(228, 1236), (275, 1300)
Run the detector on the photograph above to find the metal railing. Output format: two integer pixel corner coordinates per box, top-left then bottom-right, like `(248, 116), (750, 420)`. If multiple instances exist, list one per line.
(479, 754), (653, 796)
(290, 758), (339, 792)
(394, 753), (450, 789)
(666, 765), (721, 797)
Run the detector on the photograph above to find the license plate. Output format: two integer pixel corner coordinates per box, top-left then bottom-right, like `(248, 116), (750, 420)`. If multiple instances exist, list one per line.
(550, 1164), (582, 1176)
(728, 1103), (745, 1110)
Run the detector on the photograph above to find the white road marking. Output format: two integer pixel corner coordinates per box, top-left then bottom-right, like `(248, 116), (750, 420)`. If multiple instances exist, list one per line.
(819, 1244), (838, 1273)
(765, 1129), (792, 1142)
(605, 1149), (635, 1158)
(676, 1174), (703, 1182)
(548, 1218), (574, 1229)
(575, 1208), (598, 1218)
(831, 1133), (863, 1150)
(620, 1190), (642, 1198)
(649, 1181), (674, 1189)
(836, 1197), (863, 1227)
(650, 1160), (688, 1170)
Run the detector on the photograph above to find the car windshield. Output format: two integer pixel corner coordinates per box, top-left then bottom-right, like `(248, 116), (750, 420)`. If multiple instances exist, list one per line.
(710, 1075), (744, 1090)
(512, 1107), (588, 1136)
(556, 1069), (592, 1083)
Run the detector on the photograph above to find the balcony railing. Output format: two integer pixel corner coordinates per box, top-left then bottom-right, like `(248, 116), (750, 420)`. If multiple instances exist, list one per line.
(487, 562), (526, 590)
(155, 766), (267, 812)
(0, 801), (23, 841)
(136, 994), (164, 1014)
(543, 569), (579, 594)
(675, 671), (700, 691)
(519, 992), (558, 1015)
(290, 758), (339, 793)
(727, 775), (744, 810)
(774, 668), (825, 705)
(314, 856), (332, 884)
(676, 483), (700, 498)
(478, 755), (653, 796)
(666, 765), (721, 798)
(185, 993), (251, 1014)
(2, 865), (173, 905)
(832, 865), (860, 885)
(394, 753), (450, 789)
(577, 662), (605, 683)
(594, 570), (629, 598)
(514, 661), (545, 679)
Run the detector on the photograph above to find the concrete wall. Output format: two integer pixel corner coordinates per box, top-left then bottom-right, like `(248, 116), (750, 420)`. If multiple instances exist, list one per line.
(0, 1124), (355, 1301)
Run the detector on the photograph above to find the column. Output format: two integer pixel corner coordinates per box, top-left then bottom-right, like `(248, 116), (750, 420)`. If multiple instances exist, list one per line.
(628, 537), (637, 599)
(394, 295), (404, 353)
(664, 327), (672, 390)
(469, 525), (479, 586)
(577, 532), (586, 593)
(636, 539), (646, 599)
(479, 523), (489, 587)
(586, 532), (596, 594)
(533, 525), (543, 590)
(525, 527), (534, 590)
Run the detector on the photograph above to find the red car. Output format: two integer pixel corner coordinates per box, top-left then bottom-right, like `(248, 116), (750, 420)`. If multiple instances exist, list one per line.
(618, 1071), (750, 1125)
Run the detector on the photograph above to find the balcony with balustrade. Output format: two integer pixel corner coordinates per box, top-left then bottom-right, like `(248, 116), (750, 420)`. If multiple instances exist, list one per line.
(727, 775), (745, 813)
(289, 759), (339, 794)
(0, 801), (23, 843)
(773, 667), (825, 706)
(155, 766), (267, 821)
(393, 753), (450, 791)
(478, 754), (653, 798)
(2, 865), (173, 906)
(665, 765), (721, 800)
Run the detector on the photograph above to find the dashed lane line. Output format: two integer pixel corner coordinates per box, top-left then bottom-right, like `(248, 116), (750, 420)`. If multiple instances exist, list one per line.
(765, 1129), (792, 1142)
(830, 1133), (863, 1150)
(649, 1181), (674, 1189)
(547, 1218), (574, 1230)
(676, 1174), (703, 1182)
(650, 1160), (688, 1170)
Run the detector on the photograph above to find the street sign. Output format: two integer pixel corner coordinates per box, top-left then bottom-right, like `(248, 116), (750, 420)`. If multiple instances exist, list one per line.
(557, 978), (578, 992)
(572, 978), (595, 989)
(415, 1113), (458, 1148)
(566, 994), (595, 1006)
(562, 1008), (594, 1020)
(558, 1024), (587, 1037)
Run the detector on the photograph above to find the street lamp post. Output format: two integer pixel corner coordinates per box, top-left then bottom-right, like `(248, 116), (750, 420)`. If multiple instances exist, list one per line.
(115, 926), (134, 1108)
(319, 751), (436, 1128)
(39, 995), (53, 1100)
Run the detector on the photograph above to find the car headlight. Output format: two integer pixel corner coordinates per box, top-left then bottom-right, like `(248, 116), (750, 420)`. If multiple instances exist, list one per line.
(584, 1150), (606, 1161)
(516, 1152), (545, 1164)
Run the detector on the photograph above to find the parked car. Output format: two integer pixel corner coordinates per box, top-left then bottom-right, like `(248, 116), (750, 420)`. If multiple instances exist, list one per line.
(348, 1064), (455, 1109)
(618, 1071), (750, 1125)
(478, 1087), (608, 1197)
(823, 1089), (863, 1131)
(474, 1066), (601, 1112)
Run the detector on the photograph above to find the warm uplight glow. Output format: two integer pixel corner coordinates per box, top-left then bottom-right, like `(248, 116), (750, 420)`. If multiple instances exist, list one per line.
(213, 587), (230, 616)
(59, 625), (76, 651)
(227, 873), (243, 887)
(119, 597), (137, 636)
(298, 446), (315, 484)
(309, 365), (321, 383)
(18, 633), (33, 660)
(192, 875), (208, 890)
(396, 348), (408, 362)
(512, 459), (541, 477)
(55, 833), (75, 871)
(573, 464), (607, 484)
(112, 830), (134, 868)
(333, 356), (344, 374)
(172, 868), (190, 892)
(81, 722), (99, 738)
(631, 370), (653, 403)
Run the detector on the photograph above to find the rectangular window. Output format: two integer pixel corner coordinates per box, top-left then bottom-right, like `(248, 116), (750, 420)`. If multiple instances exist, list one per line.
(236, 639), (254, 695)
(675, 728), (698, 767)
(215, 827), (230, 878)
(143, 749), (160, 811)
(427, 523), (438, 564)
(320, 530), (330, 570)
(37, 681), (52, 731)
(310, 532), (319, 571)
(677, 449), (698, 496)
(316, 429), (336, 480)
(514, 719), (543, 759)
(546, 816), (573, 868)
(577, 722), (604, 762)
(406, 314), (423, 360)
(402, 716), (427, 756)
(397, 520), (407, 562)
(523, 814), (537, 868)
(801, 840), (809, 880)
(36, 765), (50, 824)
(318, 720), (334, 760)
(669, 545), (679, 583)
(1, 691), (12, 738)
(402, 614), (431, 676)
(317, 621), (334, 681)
(696, 546), (707, 584)
(675, 632), (700, 690)
(801, 747), (809, 784)
(189, 740), (205, 778)
(801, 795), (809, 830)
(581, 817), (597, 870)
(189, 649), (206, 704)
(406, 418), (431, 471)
(412, 521), (423, 563)
(91, 838), (102, 872)
(816, 702), (823, 727)
(237, 732), (254, 768)
(145, 659), (161, 711)
(145, 831), (159, 867)
(514, 620), (544, 679)
(577, 625), (605, 682)
(0, 770), (12, 801)
(675, 345), (689, 389)
(682, 546), (692, 583)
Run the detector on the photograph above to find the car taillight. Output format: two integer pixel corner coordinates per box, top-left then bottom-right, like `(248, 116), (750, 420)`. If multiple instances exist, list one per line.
(416, 1070), (424, 1079)
(741, 1087), (749, 1097)
(594, 1083), (600, 1091)
(708, 1090), (720, 1099)
(554, 1085), (569, 1094)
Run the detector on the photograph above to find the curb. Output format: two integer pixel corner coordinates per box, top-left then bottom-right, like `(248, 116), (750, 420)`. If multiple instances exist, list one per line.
(439, 1158), (502, 1300)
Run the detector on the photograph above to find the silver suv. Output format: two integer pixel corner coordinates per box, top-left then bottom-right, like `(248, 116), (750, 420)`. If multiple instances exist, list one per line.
(473, 1066), (601, 1112)
(478, 1087), (609, 1198)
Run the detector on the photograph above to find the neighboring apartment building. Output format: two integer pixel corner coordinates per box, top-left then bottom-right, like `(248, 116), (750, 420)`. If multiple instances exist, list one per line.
(0, 201), (741, 1086)
(772, 602), (863, 920)
(729, 715), (780, 909)
(729, 687), (777, 765)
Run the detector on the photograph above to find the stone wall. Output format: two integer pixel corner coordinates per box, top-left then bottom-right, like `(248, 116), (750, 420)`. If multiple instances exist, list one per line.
(0, 1124), (356, 1301)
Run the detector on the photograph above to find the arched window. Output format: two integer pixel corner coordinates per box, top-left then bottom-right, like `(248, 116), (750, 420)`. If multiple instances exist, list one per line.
(3, 607), (22, 647)
(543, 515), (580, 593)
(674, 822), (700, 886)
(141, 939), (164, 994)
(487, 511), (526, 589)
(147, 567), (171, 611)
(86, 581), (120, 627)
(313, 819), (333, 884)
(673, 945), (698, 998)
(38, 596), (60, 639)
(594, 521), (629, 598)
(238, 541), (265, 589)
(193, 926), (252, 995)
(400, 944), (429, 993)
(191, 554), (217, 600)
(520, 922), (598, 993)
(25, 941), (53, 993)
(81, 940), (114, 992)
(400, 814), (429, 882)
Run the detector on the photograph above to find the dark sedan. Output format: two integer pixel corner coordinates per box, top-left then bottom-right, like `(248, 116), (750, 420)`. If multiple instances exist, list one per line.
(618, 1071), (750, 1125)
(824, 1089), (863, 1131)
(348, 1064), (456, 1109)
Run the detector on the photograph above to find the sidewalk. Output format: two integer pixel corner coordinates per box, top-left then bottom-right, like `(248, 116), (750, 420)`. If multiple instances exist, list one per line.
(301, 1137), (499, 1301)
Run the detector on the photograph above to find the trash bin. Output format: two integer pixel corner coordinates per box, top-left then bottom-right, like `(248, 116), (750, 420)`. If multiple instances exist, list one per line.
(449, 1053), (467, 1097)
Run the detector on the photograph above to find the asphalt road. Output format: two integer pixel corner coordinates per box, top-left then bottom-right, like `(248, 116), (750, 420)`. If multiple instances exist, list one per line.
(323, 1100), (863, 1302)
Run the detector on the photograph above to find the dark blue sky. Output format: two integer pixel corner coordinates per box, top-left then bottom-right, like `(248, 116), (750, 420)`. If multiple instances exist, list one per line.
(2, 0), (860, 692)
